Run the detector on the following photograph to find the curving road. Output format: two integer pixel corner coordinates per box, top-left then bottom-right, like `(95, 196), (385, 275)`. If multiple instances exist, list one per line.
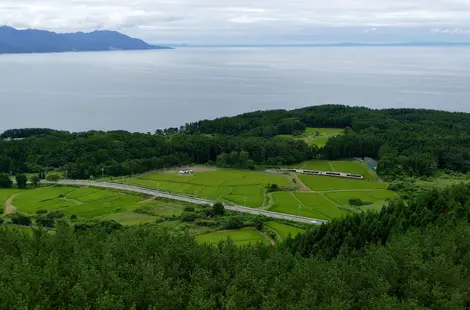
(52, 180), (327, 225)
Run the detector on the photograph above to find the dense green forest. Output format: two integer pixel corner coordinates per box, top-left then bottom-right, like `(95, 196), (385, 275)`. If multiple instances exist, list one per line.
(0, 129), (311, 179)
(1, 184), (470, 309)
(3, 105), (470, 308)
(2, 105), (470, 179)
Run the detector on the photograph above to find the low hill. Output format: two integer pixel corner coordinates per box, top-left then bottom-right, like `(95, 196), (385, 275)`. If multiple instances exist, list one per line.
(0, 26), (169, 54)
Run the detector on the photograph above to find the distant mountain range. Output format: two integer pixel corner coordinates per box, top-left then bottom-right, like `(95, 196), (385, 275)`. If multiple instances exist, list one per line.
(0, 26), (169, 54)
(171, 42), (470, 47)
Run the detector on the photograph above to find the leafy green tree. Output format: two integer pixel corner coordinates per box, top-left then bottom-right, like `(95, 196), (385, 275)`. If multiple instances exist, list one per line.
(181, 212), (198, 222)
(266, 184), (279, 193)
(36, 216), (54, 228)
(11, 214), (32, 226)
(30, 175), (40, 188)
(15, 174), (27, 189)
(46, 173), (61, 183)
(0, 173), (12, 188)
(213, 202), (225, 216)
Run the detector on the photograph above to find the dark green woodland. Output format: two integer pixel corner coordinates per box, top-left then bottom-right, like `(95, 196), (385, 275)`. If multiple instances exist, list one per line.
(2, 105), (470, 309)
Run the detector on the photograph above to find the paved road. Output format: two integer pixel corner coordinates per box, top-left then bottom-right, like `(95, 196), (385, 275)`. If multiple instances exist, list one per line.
(52, 180), (327, 225)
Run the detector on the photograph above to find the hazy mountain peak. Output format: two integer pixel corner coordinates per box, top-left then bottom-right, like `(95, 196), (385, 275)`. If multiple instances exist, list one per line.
(0, 26), (169, 54)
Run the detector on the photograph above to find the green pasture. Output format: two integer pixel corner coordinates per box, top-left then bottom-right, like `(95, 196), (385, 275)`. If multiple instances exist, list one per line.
(269, 192), (331, 220)
(331, 161), (378, 180)
(303, 161), (333, 171)
(277, 127), (343, 147)
(8, 187), (190, 223)
(300, 160), (377, 180)
(298, 174), (387, 191)
(13, 187), (77, 214)
(325, 190), (398, 212)
(100, 212), (158, 226)
(265, 221), (304, 241)
(120, 169), (291, 208)
(295, 192), (349, 219)
(0, 189), (20, 204)
(196, 228), (269, 246)
(64, 195), (141, 218)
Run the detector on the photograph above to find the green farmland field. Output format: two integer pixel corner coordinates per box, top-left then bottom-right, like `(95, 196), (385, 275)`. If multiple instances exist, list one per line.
(119, 169), (291, 208)
(0, 189), (20, 205)
(278, 127), (343, 147)
(300, 160), (377, 180)
(196, 228), (269, 246)
(298, 174), (387, 191)
(303, 161), (333, 171)
(100, 212), (158, 226)
(8, 187), (189, 223)
(295, 192), (349, 219)
(265, 221), (304, 241)
(326, 190), (398, 212)
(270, 192), (333, 220)
(13, 187), (77, 214)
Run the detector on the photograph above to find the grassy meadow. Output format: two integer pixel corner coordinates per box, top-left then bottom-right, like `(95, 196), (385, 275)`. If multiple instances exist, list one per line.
(195, 228), (270, 246)
(325, 190), (399, 212)
(265, 221), (304, 241)
(278, 127), (343, 147)
(270, 192), (347, 220)
(7, 186), (191, 226)
(298, 174), (386, 191)
(300, 160), (378, 180)
(117, 169), (291, 208)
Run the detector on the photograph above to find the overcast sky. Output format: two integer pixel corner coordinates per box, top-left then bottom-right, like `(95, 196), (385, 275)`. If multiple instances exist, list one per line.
(2, 0), (470, 44)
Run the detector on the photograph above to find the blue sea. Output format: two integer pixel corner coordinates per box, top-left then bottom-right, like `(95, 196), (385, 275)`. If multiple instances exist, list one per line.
(1, 46), (469, 132)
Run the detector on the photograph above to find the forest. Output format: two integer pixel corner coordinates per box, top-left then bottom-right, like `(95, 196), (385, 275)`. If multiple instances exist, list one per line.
(1, 183), (470, 309)
(0, 129), (312, 179)
(2, 105), (470, 308)
(2, 105), (470, 179)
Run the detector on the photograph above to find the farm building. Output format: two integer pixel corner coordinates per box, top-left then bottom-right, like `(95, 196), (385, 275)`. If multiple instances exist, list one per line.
(178, 169), (194, 175)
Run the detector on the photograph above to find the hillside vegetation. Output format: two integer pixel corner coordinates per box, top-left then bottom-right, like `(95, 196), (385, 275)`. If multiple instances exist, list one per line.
(2, 105), (470, 308)
(1, 184), (470, 308)
(2, 105), (470, 181)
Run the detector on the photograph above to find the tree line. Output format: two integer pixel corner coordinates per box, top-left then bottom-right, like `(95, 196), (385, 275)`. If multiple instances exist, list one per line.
(1, 183), (470, 308)
(0, 130), (313, 179)
(2, 105), (470, 179)
(184, 105), (470, 178)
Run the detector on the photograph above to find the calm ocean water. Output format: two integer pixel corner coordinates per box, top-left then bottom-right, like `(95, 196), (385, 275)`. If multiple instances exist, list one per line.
(1, 47), (470, 132)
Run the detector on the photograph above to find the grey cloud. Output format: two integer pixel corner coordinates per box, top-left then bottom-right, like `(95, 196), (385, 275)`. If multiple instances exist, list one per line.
(1, 0), (470, 43)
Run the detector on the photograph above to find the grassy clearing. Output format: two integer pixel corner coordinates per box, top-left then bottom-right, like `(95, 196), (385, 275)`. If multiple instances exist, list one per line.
(196, 228), (269, 246)
(269, 192), (330, 220)
(64, 195), (141, 218)
(0, 189), (20, 205)
(300, 160), (377, 180)
(325, 190), (398, 212)
(295, 192), (349, 219)
(13, 187), (77, 214)
(12, 187), (190, 224)
(120, 169), (291, 208)
(298, 174), (386, 191)
(265, 221), (304, 241)
(100, 212), (158, 226)
(278, 127), (343, 147)
(303, 161), (333, 171)
(331, 161), (378, 180)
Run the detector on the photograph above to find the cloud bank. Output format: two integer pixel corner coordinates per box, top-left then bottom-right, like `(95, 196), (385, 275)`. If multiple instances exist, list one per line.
(1, 0), (470, 43)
